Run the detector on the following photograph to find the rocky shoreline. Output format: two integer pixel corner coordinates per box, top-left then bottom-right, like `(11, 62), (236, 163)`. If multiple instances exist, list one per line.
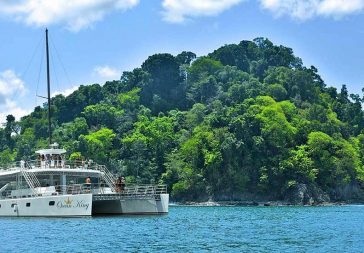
(171, 200), (352, 207)
(170, 182), (364, 207)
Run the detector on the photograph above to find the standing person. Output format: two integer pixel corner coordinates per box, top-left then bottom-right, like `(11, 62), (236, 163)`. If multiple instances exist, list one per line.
(56, 155), (61, 168)
(45, 154), (50, 168)
(85, 177), (92, 193)
(115, 177), (122, 193)
(41, 155), (45, 168)
(37, 155), (41, 167)
(120, 177), (126, 192)
(50, 155), (55, 168)
(61, 155), (65, 168)
(55, 182), (60, 193)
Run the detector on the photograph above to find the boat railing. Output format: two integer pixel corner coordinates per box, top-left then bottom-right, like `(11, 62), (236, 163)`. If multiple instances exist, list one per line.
(0, 160), (108, 172)
(0, 161), (28, 171)
(28, 159), (105, 171)
(0, 183), (168, 200)
(0, 184), (98, 199)
(122, 184), (168, 195)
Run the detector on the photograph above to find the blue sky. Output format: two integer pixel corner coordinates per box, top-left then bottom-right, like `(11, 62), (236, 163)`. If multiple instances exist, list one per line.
(0, 0), (364, 122)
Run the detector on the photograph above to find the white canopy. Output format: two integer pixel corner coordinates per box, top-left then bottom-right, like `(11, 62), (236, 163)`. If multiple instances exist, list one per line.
(35, 149), (66, 155)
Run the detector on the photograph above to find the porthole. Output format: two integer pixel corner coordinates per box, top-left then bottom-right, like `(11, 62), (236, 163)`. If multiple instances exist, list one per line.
(26, 203), (31, 207)
(49, 201), (55, 206)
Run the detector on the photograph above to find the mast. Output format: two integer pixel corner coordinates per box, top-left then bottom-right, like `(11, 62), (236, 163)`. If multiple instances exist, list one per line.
(45, 28), (52, 145)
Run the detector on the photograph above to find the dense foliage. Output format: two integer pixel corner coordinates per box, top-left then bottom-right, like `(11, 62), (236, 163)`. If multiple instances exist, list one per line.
(2, 38), (364, 201)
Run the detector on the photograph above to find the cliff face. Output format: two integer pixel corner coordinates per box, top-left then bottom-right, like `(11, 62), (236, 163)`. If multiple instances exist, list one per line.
(333, 182), (364, 202)
(180, 183), (364, 205)
(284, 184), (330, 205)
(283, 182), (364, 205)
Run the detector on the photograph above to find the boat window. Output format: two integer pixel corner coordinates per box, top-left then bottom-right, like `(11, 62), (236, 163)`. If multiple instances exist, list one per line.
(11, 204), (16, 208)
(49, 201), (55, 206)
(0, 204), (1, 208)
(26, 203), (31, 207)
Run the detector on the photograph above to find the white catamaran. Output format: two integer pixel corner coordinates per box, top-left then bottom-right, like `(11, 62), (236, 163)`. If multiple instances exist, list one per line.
(0, 29), (169, 217)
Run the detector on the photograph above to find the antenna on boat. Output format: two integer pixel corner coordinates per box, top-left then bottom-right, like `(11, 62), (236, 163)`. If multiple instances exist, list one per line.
(45, 28), (52, 145)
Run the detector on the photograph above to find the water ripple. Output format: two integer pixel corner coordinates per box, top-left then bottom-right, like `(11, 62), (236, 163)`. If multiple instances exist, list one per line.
(0, 206), (363, 252)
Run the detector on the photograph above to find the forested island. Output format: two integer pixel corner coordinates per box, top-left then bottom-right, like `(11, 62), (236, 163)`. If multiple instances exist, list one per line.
(1, 38), (364, 204)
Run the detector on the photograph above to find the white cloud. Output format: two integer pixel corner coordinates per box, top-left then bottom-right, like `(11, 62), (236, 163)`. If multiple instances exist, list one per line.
(0, 99), (31, 124)
(0, 0), (139, 32)
(260, 0), (319, 20)
(318, 0), (364, 16)
(0, 0), (362, 28)
(52, 85), (79, 97)
(162, 0), (244, 23)
(0, 70), (29, 123)
(93, 65), (121, 80)
(260, 0), (364, 20)
(0, 70), (26, 99)
(0, 70), (26, 105)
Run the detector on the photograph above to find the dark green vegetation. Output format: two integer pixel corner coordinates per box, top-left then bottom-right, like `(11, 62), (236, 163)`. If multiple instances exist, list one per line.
(1, 38), (364, 202)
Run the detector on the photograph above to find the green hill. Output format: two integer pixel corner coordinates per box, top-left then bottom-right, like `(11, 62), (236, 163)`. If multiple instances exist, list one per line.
(2, 38), (364, 203)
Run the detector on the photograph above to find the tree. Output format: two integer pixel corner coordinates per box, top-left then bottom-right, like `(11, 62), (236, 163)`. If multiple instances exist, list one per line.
(15, 128), (36, 160)
(118, 88), (141, 111)
(168, 125), (222, 200)
(266, 83), (287, 101)
(209, 44), (250, 72)
(141, 53), (184, 111)
(280, 145), (318, 185)
(82, 103), (123, 129)
(79, 128), (116, 164)
(122, 115), (176, 181)
(307, 132), (361, 193)
(176, 51), (196, 65)
(5, 114), (17, 150)
(54, 84), (104, 124)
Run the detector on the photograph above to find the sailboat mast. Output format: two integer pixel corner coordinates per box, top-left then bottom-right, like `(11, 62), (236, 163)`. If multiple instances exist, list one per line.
(45, 28), (52, 145)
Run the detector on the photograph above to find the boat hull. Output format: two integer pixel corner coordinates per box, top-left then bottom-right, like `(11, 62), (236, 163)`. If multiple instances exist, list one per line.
(0, 194), (92, 217)
(92, 194), (169, 215)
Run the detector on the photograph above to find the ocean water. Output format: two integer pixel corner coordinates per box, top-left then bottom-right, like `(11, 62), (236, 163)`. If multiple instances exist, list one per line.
(0, 205), (363, 252)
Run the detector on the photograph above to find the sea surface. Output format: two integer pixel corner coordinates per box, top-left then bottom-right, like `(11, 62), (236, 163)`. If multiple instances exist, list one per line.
(0, 205), (363, 252)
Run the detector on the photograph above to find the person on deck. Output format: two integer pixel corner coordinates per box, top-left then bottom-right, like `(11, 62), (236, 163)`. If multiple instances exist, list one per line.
(85, 177), (92, 193)
(37, 155), (41, 167)
(61, 155), (65, 168)
(120, 177), (126, 191)
(41, 155), (45, 168)
(45, 154), (50, 168)
(20, 160), (25, 169)
(55, 182), (61, 193)
(115, 177), (122, 193)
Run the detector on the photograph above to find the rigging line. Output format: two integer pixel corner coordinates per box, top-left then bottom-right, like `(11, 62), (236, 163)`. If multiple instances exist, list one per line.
(35, 39), (45, 107)
(9, 32), (43, 106)
(21, 33), (43, 80)
(49, 35), (72, 88)
(50, 46), (61, 98)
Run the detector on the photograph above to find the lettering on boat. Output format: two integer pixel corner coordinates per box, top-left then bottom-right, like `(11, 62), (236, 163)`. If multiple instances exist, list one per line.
(57, 197), (89, 210)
